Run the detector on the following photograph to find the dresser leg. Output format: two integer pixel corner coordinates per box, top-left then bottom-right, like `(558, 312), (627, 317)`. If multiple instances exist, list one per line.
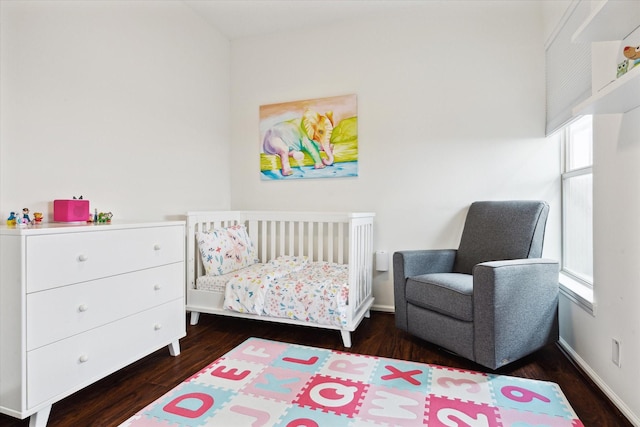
(29, 405), (51, 427)
(168, 340), (181, 357)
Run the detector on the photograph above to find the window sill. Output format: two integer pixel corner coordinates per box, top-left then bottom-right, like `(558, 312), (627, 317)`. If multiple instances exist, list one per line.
(559, 272), (595, 316)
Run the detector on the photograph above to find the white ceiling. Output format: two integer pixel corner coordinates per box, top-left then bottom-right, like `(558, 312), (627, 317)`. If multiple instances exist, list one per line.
(182, 0), (422, 40)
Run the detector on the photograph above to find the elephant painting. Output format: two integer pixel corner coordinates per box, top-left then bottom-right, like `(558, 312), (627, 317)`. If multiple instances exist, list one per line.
(262, 109), (335, 176)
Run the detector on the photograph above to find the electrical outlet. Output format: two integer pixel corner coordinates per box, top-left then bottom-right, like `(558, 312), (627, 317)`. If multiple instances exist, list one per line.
(612, 338), (622, 367)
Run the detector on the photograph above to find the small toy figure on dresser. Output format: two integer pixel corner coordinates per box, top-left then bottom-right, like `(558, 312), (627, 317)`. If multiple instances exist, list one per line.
(6, 212), (17, 226)
(33, 212), (43, 223)
(22, 208), (31, 224)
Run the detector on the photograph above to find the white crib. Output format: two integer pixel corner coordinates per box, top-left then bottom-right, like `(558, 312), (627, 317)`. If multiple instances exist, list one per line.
(186, 211), (375, 347)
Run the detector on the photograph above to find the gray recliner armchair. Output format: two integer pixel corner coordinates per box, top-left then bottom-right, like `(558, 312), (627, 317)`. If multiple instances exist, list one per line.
(393, 200), (559, 370)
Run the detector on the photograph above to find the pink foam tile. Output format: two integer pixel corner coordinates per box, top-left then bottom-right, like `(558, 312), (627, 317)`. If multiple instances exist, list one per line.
(426, 394), (501, 427)
(293, 374), (368, 418)
(224, 338), (291, 364)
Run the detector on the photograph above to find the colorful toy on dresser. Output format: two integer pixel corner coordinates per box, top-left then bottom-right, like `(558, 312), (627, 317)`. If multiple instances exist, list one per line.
(617, 44), (640, 78)
(6, 208), (42, 226)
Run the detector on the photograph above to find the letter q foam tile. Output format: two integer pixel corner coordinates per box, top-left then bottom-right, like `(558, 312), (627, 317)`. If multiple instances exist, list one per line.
(120, 337), (583, 427)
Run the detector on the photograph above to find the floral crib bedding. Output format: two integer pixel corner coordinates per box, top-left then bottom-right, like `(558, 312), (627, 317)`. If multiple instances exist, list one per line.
(222, 256), (350, 328)
(195, 225), (350, 328)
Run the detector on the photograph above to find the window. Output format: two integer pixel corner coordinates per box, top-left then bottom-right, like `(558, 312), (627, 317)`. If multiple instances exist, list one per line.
(561, 115), (593, 286)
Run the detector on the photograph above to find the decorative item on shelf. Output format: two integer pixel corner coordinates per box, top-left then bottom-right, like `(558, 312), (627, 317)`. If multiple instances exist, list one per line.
(96, 211), (113, 223)
(617, 59), (629, 78)
(33, 212), (44, 223)
(623, 44), (640, 72)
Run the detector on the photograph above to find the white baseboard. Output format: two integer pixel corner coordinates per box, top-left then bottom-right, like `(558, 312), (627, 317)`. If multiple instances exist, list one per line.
(371, 304), (394, 313)
(558, 338), (639, 426)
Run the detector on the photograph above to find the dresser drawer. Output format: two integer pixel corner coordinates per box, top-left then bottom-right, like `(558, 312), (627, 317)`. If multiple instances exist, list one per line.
(27, 299), (185, 408)
(26, 262), (184, 351)
(26, 225), (184, 292)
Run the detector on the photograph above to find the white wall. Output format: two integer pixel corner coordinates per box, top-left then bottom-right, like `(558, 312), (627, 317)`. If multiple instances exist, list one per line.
(229, 1), (561, 311)
(0, 0), (231, 221)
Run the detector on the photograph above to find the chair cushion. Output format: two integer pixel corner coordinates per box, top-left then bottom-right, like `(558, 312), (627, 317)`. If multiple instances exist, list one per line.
(405, 273), (473, 321)
(453, 201), (549, 274)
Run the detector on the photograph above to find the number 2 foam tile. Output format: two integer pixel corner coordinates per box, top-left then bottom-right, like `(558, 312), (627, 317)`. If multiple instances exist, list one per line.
(426, 394), (501, 427)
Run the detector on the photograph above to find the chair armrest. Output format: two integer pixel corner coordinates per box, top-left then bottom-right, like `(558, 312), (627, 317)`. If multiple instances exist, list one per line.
(393, 250), (456, 331)
(393, 250), (457, 279)
(473, 258), (559, 369)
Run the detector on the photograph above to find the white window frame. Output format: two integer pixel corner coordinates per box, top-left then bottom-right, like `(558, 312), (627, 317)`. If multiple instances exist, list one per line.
(559, 115), (595, 314)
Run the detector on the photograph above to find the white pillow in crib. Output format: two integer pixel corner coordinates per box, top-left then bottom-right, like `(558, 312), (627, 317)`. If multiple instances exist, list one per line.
(196, 225), (260, 276)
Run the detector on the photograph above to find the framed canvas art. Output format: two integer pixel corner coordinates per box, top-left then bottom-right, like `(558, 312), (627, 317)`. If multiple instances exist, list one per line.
(259, 94), (358, 180)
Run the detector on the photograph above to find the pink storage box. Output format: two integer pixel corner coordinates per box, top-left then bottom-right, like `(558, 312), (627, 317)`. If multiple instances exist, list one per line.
(53, 199), (90, 222)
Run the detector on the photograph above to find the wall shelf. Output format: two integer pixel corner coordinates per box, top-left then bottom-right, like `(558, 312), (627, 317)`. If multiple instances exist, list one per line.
(572, 0), (640, 115)
(573, 65), (640, 115)
(573, 0), (640, 42)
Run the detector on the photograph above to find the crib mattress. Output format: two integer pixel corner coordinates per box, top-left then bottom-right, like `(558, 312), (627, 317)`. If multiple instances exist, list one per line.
(198, 256), (350, 327)
(196, 263), (265, 293)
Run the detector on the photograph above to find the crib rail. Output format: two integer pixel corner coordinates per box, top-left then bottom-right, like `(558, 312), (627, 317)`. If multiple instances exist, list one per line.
(186, 211), (375, 322)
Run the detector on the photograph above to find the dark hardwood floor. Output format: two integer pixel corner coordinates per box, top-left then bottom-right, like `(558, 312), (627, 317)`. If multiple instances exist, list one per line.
(0, 312), (632, 426)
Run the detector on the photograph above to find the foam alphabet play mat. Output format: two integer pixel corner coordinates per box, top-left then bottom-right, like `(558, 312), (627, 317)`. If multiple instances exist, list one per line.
(120, 337), (583, 426)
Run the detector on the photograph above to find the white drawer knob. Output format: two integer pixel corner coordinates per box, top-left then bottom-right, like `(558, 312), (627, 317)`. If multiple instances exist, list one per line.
(78, 254), (88, 262)
(79, 355), (89, 363)
(154, 284), (161, 291)
(153, 244), (161, 251)
(154, 323), (162, 331)
(78, 304), (89, 312)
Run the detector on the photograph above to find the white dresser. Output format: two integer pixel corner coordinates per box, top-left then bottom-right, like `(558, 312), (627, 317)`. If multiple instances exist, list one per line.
(0, 221), (186, 427)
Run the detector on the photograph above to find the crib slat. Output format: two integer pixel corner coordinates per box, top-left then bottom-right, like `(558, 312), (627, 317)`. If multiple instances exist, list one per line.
(261, 220), (268, 262)
(307, 221), (313, 259)
(327, 222), (334, 263)
(317, 222), (323, 262)
(298, 221), (304, 258)
(288, 221), (295, 257)
(270, 220), (276, 260)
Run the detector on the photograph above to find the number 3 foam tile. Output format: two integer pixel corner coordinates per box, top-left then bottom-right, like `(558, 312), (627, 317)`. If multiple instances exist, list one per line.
(428, 366), (494, 404)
